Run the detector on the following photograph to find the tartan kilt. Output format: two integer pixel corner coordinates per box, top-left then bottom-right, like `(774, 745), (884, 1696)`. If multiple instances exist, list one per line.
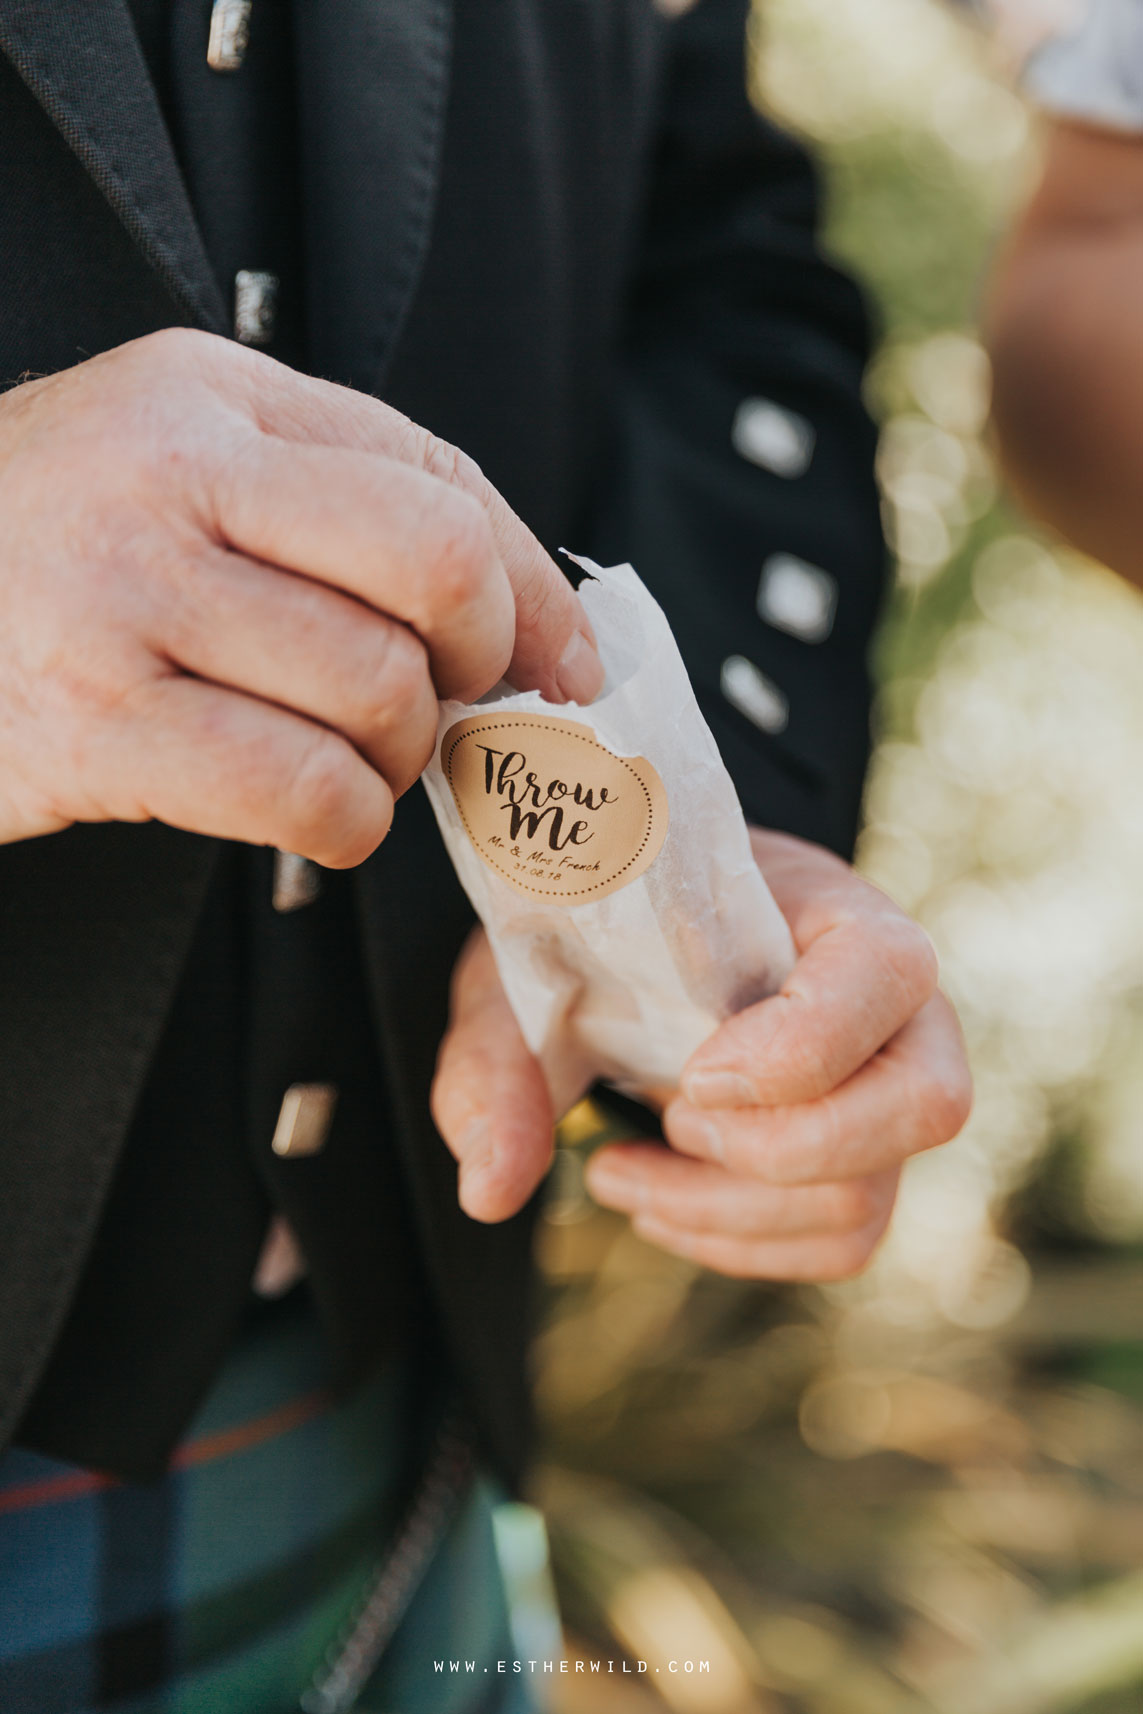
(0, 1292), (548, 1714)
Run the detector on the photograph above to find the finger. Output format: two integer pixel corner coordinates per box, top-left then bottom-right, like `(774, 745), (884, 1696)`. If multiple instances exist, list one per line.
(391, 417), (604, 704)
(667, 993), (971, 1184)
(211, 435), (517, 702)
(586, 1143), (898, 1239)
(223, 356), (603, 703)
(431, 930), (554, 1222)
(162, 549), (439, 798)
(628, 1206), (896, 1282)
(681, 856), (940, 1112)
(744, 828), (878, 929)
(93, 673), (394, 867)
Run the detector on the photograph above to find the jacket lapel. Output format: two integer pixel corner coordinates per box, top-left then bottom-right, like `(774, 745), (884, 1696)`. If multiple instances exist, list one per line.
(0, 823), (219, 1450)
(0, 0), (456, 382)
(293, 0), (454, 392)
(0, 0), (227, 332)
(354, 788), (536, 1483)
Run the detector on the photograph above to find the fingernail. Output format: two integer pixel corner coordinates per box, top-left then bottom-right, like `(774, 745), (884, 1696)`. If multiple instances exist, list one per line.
(555, 628), (604, 705)
(682, 1069), (757, 1110)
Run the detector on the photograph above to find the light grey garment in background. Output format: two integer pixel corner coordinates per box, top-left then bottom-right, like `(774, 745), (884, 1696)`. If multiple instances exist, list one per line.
(1021, 0), (1143, 129)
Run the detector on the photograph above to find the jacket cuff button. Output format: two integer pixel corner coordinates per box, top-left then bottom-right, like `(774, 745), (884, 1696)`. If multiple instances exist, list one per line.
(271, 1083), (338, 1158)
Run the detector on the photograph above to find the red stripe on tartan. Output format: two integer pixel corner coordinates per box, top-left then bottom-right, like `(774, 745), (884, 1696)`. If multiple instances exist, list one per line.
(0, 1388), (333, 1516)
(170, 1388), (332, 1470)
(0, 1468), (117, 1515)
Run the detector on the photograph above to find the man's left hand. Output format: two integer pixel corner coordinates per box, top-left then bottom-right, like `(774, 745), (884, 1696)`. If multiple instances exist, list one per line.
(431, 830), (972, 1281)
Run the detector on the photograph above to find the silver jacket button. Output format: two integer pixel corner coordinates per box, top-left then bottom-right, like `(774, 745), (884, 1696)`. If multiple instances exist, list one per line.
(720, 655), (789, 735)
(234, 269), (278, 345)
(731, 396), (815, 479)
(207, 0), (253, 72)
(757, 553), (838, 644)
(252, 1216), (308, 1296)
(271, 1083), (338, 1158)
(272, 850), (323, 913)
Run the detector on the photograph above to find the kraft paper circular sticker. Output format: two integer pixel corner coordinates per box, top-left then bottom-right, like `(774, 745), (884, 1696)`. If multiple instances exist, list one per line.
(441, 714), (669, 902)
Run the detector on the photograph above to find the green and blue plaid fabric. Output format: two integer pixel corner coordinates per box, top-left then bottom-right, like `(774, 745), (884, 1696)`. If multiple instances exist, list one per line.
(0, 1296), (544, 1714)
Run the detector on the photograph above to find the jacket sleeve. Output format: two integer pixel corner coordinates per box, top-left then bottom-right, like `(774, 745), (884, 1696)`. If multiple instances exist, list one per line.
(588, 0), (886, 857)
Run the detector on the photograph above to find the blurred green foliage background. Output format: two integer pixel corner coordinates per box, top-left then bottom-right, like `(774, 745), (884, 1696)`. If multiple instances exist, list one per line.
(531, 3), (1143, 1710)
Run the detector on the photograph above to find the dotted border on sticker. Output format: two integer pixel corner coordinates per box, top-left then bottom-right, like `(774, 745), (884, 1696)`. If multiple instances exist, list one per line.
(443, 718), (661, 900)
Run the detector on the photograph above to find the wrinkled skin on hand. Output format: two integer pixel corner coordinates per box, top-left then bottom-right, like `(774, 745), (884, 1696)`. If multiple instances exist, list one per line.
(432, 830), (972, 1282)
(0, 328), (601, 863)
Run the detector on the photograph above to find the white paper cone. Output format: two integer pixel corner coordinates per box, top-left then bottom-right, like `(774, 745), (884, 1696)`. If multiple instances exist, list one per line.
(422, 559), (796, 1113)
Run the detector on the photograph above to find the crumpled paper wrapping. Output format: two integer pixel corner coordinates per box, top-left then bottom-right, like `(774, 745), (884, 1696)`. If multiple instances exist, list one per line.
(422, 559), (796, 1115)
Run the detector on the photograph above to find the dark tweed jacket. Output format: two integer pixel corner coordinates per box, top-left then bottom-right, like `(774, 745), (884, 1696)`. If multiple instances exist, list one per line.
(0, 0), (884, 1484)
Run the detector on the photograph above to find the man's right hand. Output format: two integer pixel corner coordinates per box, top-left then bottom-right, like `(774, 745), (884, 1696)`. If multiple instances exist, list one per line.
(0, 328), (602, 863)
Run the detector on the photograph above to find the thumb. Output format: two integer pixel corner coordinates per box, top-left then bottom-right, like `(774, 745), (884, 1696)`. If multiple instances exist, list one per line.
(431, 929), (555, 1222)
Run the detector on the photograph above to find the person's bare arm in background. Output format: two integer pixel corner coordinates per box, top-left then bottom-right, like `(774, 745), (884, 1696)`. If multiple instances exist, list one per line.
(987, 119), (1143, 584)
(982, 0), (1143, 585)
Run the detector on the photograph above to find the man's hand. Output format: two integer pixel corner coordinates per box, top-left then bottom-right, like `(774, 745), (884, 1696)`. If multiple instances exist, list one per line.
(0, 328), (602, 863)
(431, 831), (971, 1281)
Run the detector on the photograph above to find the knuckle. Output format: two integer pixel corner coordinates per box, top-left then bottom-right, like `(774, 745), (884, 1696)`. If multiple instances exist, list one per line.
(201, 417), (266, 526)
(429, 1051), (481, 1140)
(440, 1045), (485, 1090)
(48, 640), (155, 732)
(224, 720), (301, 812)
(508, 554), (552, 640)
(350, 624), (429, 729)
(921, 1058), (974, 1149)
(750, 1139), (798, 1187)
(346, 628), (436, 793)
(428, 1089), (464, 1153)
(646, 1186), (683, 1226)
(747, 1114), (811, 1186)
(881, 913), (940, 1005)
(829, 1179), (880, 1233)
(383, 718), (437, 799)
(427, 1080), (451, 1140)
(407, 719), (440, 789)
(818, 1230), (880, 1282)
(280, 731), (389, 866)
(787, 1028), (839, 1101)
(902, 919), (941, 997)
(419, 431), (464, 486)
(160, 550), (222, 656)
(425, 490), (495, 608)
(138, 325), (206, 364)
(378, 626), (431, 719)
(135, 326), (230, 381)
(780, 1094), (844, 1184)
(419, 432), (489, 502)
(42, 667), (157, 821)
(428, 1080), (467, 1152)
(849, 908), (941, 1029)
